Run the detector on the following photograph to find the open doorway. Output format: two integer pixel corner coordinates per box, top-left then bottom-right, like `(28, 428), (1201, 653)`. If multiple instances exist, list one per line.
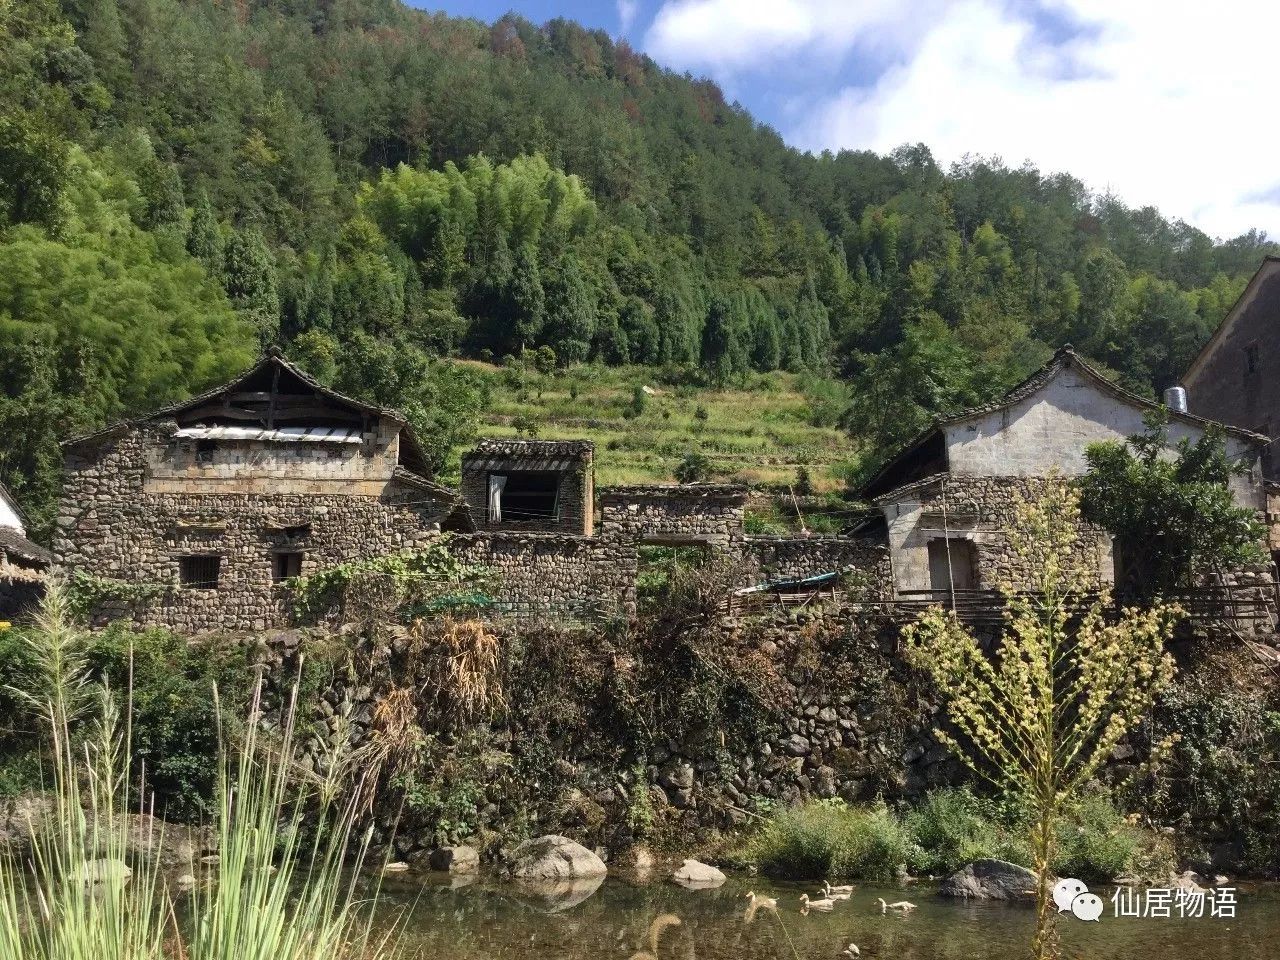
(488, 471), (560, 523)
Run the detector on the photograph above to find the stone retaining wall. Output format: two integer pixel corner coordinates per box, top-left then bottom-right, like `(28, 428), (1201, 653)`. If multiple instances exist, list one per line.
(256, 607), (953, 860)
(447, 532), (630, 618)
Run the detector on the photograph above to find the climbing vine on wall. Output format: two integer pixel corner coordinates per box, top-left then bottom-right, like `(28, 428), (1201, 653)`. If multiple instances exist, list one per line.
(65, 570), (171, 619)
(288, 537), (492, 621)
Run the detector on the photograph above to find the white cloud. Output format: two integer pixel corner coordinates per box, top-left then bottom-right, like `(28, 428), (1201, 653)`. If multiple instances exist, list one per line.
(645, 0), (920, 73)
(644, 0), (1280, 239)
(617, 0), (639, 34)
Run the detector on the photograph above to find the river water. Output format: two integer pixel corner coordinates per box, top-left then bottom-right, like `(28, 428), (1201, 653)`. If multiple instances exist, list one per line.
(371, 873), (1280, 959)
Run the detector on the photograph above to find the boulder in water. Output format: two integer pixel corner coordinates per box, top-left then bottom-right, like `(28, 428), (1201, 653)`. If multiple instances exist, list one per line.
(939, 859), (1036, 901)
(508, 835), (606, 880)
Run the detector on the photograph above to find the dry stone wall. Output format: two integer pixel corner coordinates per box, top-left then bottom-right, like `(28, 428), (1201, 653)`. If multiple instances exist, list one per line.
(459, 440), (594, 536)
(740, 535), (893, 597)
(55, 426), (453, 631)
(447, 532), (631, 619)
(599, 485), (747, 546)
(255, 607), (953, 859)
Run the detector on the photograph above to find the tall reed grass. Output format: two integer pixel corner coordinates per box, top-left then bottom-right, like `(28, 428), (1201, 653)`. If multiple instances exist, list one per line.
(0, 578), (403, 960)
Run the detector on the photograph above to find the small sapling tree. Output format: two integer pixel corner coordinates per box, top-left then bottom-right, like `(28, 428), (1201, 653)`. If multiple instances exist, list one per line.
(904, 485), (1179, 960)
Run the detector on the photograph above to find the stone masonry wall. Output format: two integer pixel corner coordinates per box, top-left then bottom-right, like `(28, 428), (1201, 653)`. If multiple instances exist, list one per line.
(460, 440), (593, 536)
(447, 532), (631, 618)
(56, 426), (453, 632)
(256, 607), (953, 859)
(740, 535), (893, 598)
(599, 485), (747, 546)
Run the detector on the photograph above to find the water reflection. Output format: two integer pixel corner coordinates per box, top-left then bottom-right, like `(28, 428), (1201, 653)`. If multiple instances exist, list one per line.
(373, 873), (1280, 960)
(512, 875), (606, 913)
(629, 913), (682, 959)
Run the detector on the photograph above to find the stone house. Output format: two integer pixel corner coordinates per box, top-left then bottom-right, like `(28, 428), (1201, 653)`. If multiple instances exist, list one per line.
(55, 350), (459, 631)
(459, 439), (593, 535)
(1182, 255), (1280, 479)
(0, 482), (51, 617)
(858, 346), (1268, 597)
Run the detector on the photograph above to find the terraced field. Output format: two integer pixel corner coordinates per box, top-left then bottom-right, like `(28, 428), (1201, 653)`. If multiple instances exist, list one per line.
(450, 361), (860, 493)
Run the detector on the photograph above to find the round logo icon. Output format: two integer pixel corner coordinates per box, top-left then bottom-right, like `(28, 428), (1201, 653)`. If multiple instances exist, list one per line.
(1053, 878), (1089, 913)
(1071, 892), (1105, 922)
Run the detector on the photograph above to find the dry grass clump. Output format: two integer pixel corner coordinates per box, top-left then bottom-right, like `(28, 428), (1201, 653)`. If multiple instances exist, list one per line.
(412, 618), (505, 723)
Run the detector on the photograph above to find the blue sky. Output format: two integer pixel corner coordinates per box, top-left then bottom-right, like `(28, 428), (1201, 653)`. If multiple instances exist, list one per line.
(413, 1), (1280, 241)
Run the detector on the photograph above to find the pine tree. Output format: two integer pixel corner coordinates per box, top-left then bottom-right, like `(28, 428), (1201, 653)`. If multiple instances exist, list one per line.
(545, 253), (595, 363)
(187, 190), (224, 282)
(224, 227), (281, 346)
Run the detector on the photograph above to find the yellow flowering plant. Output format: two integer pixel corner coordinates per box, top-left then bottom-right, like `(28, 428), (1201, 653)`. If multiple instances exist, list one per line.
(904, 484), (1179, 960)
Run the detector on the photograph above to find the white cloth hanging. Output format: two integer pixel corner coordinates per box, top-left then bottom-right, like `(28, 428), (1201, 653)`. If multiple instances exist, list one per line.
(488, 474), (507, 523)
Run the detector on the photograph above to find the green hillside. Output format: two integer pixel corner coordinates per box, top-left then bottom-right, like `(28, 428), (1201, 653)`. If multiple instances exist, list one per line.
(461, 361), (855, 491)
(3, 0), (1276, 538)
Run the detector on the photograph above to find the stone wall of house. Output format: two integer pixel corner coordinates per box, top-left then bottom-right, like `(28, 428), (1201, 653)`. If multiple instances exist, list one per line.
(881, 474), (1114, 594)
(459, 440), (594, 536)
(56, 426), (453, 632)
(923, 475), (1112, 589)
(599, 485), (747, 546)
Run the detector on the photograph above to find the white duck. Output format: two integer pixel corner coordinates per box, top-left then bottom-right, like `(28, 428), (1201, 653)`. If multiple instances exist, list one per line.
(876, 897), (917, 914)
(743, 891), (778, 923)
(820, 883), (852, 901)
(824, 881), (855, 895)
(800, 893), (837, 914)
(842, 945), (861, 959)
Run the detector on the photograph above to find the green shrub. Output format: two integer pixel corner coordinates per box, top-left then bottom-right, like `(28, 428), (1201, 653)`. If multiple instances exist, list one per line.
(1053, 793), (1140, 882)
(81, 624), (258, 821)
(746, 799), (915, 880)
(904, 788), (1012, 874)
(674, 451), (712, 483)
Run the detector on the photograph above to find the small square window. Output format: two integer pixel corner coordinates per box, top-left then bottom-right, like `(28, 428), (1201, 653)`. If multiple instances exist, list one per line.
(195, 440), (216, 464)
(272, 551), (304, 583)
(179, 555), (221, 589)
(1246, 343), (1260, 374)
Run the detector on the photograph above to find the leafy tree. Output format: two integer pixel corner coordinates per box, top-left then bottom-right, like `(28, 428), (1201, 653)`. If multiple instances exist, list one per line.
(1078, 413), (1266, 601)
(544, 253), (595, 364)
(843, 313), (987, 468)
(223, 226), (280, 346)
(186, 189), (224, 281)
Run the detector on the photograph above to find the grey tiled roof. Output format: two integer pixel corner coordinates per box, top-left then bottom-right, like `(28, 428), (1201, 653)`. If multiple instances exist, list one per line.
(0, 527), (52, 566)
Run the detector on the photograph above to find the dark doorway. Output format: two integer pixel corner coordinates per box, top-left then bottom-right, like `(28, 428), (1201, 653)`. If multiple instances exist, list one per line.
(928, 538), (977, 593)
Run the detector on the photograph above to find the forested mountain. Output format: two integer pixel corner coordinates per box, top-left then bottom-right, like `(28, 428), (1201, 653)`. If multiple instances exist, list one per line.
(2, 0), (1275, 537)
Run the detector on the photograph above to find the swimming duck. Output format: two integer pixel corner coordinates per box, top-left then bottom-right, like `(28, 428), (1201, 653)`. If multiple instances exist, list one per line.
(743, 891), (778, 923)
(800, 893), (837, 913)
(876, 897), (917, 914)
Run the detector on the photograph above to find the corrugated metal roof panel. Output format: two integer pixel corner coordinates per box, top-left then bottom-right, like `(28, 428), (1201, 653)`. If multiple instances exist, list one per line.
(174, 426), (362, 443)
